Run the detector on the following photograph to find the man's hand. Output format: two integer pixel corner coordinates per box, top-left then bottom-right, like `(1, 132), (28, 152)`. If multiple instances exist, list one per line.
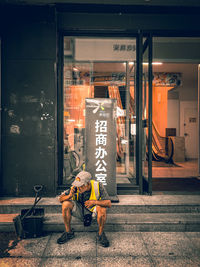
(59, 194), (68, 203)
(85, 199), (111, 208)
(59, 186), (76, 203)
(84, 200), (96, 209)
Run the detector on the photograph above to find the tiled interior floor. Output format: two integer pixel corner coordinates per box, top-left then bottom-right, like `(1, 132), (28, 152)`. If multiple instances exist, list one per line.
(116, 159), (199, 184)
(152, 159), (199, 178)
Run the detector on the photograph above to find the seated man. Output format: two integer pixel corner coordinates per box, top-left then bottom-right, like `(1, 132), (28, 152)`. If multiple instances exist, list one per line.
(57, 171), (111, 247)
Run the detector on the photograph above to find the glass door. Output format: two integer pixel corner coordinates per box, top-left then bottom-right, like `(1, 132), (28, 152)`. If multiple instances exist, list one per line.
(142, 35), (153, 194)
(115, 61), (136, 183)
(60, 37), (137, 189)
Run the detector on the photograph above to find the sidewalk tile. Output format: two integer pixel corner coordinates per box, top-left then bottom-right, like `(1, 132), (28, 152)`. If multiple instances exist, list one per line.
(141, 232), (197, 257)
(97, 256), (153, 267)
(0, 258), (41, 267)
(7, 235), (50, 258)
(185, 232), (200, 253)
(40, 257), (96, 267)
(152, 256), (200, 267)
(97, 232), (148, 257)
(185, 232), (200, 238)
(43, 232), (96, 257)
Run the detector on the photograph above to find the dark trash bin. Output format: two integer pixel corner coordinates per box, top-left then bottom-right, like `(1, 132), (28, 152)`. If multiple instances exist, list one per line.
(20, 208), (44, 238)
(13, 185), (44, 239)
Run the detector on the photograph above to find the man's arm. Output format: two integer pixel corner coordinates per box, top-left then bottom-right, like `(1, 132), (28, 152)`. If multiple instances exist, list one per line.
(59, 193), (71, 203)
(85, 199), (111, 209)
(59, 186), (76, 203)
(85, 182), (112, 209)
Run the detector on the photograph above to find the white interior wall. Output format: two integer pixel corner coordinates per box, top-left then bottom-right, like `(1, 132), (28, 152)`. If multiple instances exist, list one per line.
(180, 101), (198, 136)
(180, 101), (198, 159)
(177, 66), (198, 101)
(167, 99), (180, 136)
(163, 64), (198, 140)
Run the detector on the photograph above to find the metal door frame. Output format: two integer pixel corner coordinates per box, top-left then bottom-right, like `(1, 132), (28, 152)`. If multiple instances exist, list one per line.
(58, 31), (153, 195)
(136, 32), (153, 195)
(0, 38), (2, 194)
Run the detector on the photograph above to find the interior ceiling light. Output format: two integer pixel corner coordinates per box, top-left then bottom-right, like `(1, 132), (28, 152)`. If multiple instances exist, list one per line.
(152, 62), (163, 65)
(143, 62), (163, 65)
(123, 62), (134, 66)
(123, 62), (162, 65)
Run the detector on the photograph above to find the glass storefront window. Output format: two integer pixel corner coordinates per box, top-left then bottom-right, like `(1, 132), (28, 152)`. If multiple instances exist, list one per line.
(63, 37), (136, 185)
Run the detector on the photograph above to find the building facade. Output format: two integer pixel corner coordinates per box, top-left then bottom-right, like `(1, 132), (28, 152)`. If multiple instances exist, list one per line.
(0, 1), (200, 197)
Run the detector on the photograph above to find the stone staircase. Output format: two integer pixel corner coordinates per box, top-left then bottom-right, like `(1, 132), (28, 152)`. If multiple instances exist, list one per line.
(0, 195), (200, 232)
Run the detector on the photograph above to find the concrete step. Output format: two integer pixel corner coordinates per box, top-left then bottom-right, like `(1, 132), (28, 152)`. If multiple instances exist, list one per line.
(1, 195), (200, 214)
(1, 204), (200, 214)
(117, 183), (139, 195)
(1, 213), (200, 232)
(1, 195), (200, 232)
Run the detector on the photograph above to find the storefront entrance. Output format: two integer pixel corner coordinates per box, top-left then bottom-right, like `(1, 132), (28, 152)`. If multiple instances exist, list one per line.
(58, 35), (154, 196)
(60, 37), (137, 191)
(59, 35), (200, 195)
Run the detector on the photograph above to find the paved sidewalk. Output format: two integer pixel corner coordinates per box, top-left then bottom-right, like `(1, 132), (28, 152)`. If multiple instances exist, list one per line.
(0, 231), (200, 267)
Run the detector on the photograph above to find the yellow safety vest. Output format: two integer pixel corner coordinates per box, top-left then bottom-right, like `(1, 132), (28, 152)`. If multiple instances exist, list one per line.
(72, 180), (101, 212)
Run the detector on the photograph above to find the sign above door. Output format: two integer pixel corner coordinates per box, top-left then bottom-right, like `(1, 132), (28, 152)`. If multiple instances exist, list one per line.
(75, 38), (136, 61)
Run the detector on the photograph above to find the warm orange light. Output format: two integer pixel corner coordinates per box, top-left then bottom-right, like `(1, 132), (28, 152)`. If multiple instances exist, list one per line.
(143, 62), (163, 65)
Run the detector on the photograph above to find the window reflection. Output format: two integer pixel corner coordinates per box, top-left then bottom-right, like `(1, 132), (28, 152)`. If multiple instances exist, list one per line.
(63, 37), (136, 185)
